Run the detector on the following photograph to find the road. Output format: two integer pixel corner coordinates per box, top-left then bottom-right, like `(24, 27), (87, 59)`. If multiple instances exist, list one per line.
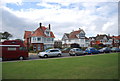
(2, 52), (118, 62)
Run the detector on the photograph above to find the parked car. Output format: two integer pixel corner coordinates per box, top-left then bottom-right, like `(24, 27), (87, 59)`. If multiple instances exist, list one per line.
(69, 48), (84, 56)
(111, 47), (120, 52)
(38, 49), (62, 58)
(85, 47), (99, 54)
(99, 47), (111, 53)
(62, 48), (71, 53)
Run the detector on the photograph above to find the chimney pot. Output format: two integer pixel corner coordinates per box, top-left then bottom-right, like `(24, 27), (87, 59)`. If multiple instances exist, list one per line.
(39, 23), (42, 27)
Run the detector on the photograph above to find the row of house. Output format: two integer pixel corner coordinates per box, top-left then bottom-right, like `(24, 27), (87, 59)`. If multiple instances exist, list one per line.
(24, 23), (120, 51)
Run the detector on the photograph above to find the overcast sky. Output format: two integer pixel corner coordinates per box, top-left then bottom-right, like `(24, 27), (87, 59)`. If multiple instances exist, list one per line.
(1, 0), (119, 40)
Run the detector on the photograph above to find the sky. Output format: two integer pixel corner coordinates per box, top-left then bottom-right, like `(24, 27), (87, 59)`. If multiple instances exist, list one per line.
(0, 0), (119, 40)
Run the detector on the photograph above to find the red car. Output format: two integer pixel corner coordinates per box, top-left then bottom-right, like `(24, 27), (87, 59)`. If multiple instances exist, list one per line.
(0, 40), (28, 60)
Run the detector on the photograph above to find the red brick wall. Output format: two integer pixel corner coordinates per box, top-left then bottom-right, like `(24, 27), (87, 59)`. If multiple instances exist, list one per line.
(32, 43), (44, 51)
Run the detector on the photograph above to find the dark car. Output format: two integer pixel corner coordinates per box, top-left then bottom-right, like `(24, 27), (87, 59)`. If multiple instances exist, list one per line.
(111, 47), (120, 52)
(85, 47), (99, 54)
(99, 47), (111, 53)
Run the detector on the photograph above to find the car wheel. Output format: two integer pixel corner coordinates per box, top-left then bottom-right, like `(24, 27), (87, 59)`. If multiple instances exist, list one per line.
(44, 55), (48, 58)
(39, 56), (42, 58)
(69, 53), (72, 56)
(57, 54), (61, 57)
(76, 54), (79, 56)
(19, 56), (24, 60)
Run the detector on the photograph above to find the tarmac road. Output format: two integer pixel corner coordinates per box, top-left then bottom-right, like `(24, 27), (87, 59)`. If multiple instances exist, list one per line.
(2, 52), (118, 62)
(28, 53), (70, 60)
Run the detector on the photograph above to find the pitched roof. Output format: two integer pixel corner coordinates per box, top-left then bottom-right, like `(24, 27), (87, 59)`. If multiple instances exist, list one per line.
(65, 33), (69, 38)
(96, 34), (108, 40)
(24, 31), (32, 39)
(62, 29), (85, 40)
(112, 36), (120, 39)
(31, 27), (45, 37)
(24, 26), (55, 38)
(69, 30), (81, 39)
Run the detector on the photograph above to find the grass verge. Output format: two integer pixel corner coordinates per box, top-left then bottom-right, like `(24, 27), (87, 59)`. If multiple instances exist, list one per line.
(2, 53), (119, 79)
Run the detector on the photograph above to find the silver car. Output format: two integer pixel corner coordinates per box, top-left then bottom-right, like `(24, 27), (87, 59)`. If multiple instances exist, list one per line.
(69, 48), (84, 56)
(38, 49), (62, 58)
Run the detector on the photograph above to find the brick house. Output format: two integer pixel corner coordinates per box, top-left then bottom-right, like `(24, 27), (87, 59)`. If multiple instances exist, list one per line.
(88, 34), (120, 47)
(111, 35), (120, 47)
(24, 23), (55, 51)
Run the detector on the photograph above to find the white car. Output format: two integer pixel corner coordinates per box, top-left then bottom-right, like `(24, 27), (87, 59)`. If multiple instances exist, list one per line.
(38, 49), (62, 58)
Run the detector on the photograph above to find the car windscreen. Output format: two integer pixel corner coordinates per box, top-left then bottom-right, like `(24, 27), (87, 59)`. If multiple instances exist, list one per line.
(45, 50), (50, 52)
(76, 49), (82, 51)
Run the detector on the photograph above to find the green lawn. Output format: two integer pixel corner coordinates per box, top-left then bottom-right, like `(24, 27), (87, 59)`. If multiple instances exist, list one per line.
(2, 53), (119, 79)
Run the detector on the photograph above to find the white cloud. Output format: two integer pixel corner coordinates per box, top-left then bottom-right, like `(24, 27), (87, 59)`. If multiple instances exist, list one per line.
(1, 1), (118, 40)
(102, 22), (114, 31)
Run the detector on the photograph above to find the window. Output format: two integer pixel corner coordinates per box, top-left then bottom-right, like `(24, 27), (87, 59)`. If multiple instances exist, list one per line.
(51, 38), (53, 41)
(37, 37), (41, 41)
(79, 33), (85, 38)
(33, 37), (36, 41)
(8, 48), (16, 51)
(46, 31), (49, 35)
(76, 49), (81, 51)
(45, 30), (50, 36)
(50, 50), (59, 52)
(38, 45), (41, 51)
(19, 47), (27, 51)
(33, 45), (36, 51)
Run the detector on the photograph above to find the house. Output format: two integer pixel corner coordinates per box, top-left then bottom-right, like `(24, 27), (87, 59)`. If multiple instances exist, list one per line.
(111, 35), (120, 47)
(24, 23), (55, 51)
(89, 34), (113, 47)
(62, 28), (88, 48)
(54, 40), (62, 48)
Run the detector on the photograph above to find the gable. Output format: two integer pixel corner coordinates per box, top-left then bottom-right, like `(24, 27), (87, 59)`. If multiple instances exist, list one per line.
(31, 27), (55, 38)
(103, 36), (108, 40)
(62, 34), (69, 40)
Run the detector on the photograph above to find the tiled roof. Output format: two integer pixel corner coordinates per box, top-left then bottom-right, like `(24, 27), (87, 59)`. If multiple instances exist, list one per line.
(31, 27), (45, 37)
(24, 26), (55, 39)
(95, 34), (112, 40)
(69, 30), (82, 39)
(112, 36), (120, 39)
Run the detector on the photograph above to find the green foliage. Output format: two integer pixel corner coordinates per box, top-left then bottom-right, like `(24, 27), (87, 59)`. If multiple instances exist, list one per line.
(93, 45), (100, 49)
(0, 31), (13, 40)
(81, 47), (87, 51)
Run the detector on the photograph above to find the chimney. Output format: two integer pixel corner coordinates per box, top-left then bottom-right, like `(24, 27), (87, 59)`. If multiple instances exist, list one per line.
(48, 24), (51, 30)
(108, 34), (110, 37)
(39, 23), (42, 27)
(97, 34), (99, 36)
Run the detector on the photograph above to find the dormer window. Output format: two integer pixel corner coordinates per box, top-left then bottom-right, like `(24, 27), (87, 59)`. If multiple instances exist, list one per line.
(45, 29), (50, 36)
(46, 31), (49, 36)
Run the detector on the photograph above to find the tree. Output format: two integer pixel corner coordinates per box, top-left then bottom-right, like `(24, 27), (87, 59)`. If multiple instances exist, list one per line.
(1, 32), (13, 40)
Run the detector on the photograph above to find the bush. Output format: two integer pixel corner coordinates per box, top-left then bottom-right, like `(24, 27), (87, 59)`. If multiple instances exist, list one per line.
(81, 47), (87, 51)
